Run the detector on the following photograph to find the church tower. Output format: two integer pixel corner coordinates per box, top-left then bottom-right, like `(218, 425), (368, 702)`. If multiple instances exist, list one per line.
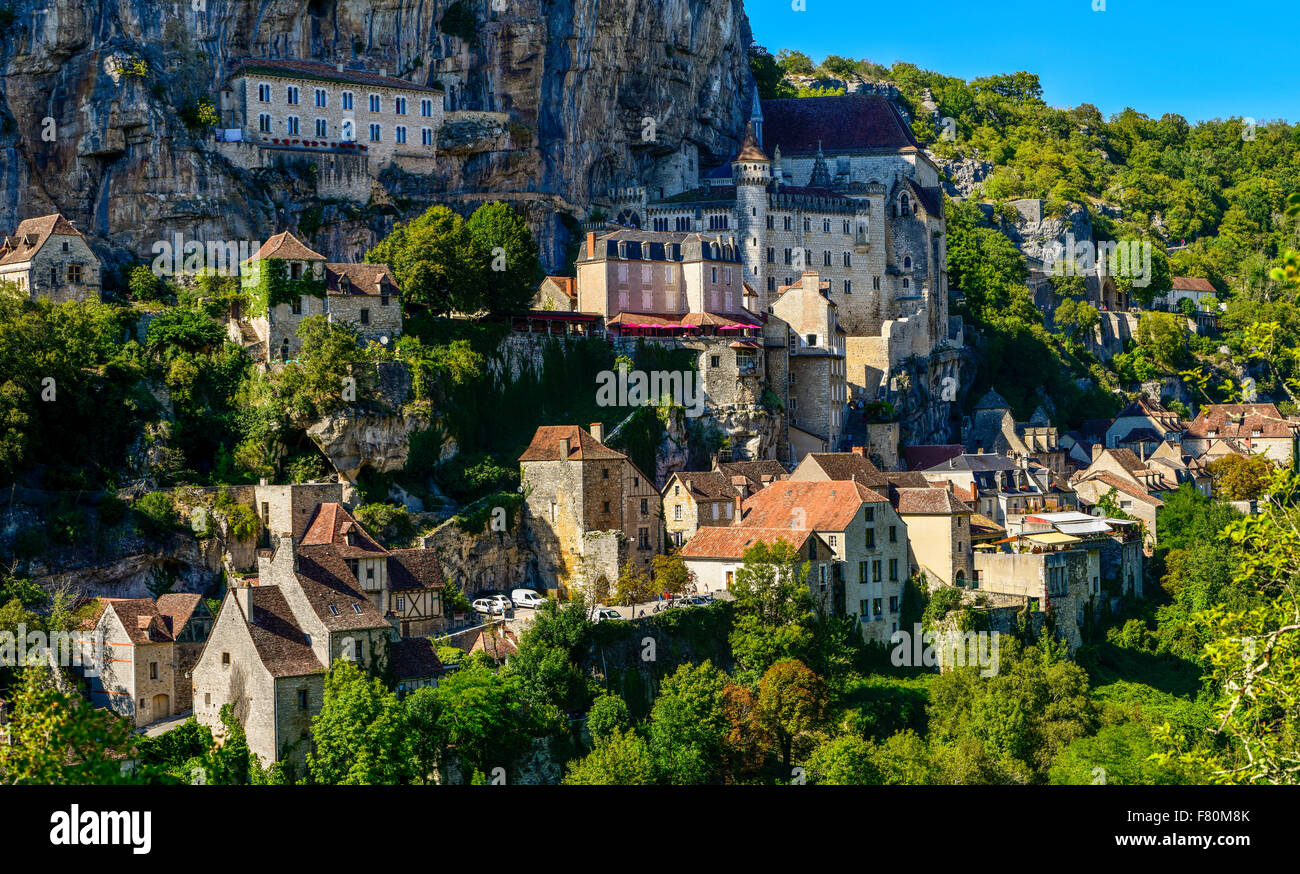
(732, 120), (771, 311)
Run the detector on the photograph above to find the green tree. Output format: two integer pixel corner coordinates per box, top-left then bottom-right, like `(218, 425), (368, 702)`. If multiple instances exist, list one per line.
(1136, 311), (1189, 369)
(804, 734), (882, 785)
(563, 727), (656, 785)
(1206, 453), (1273, 501)
(728, 539), (815, 680)
(307, 660), (411, 785)
(648, 661), (730, 784)
(128, 265), (164, 302)
(586, 693), (631, 743)
(431, 661), (531, 781)
(465, 201), (543, 315)
(366, 205), (485, 314)
(754, 658), (830, 768)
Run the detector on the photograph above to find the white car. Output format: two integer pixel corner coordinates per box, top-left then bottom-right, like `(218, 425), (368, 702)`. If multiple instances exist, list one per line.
(489, 594), (513, 613)
(676, 595), (712, 607)
(588, 607), (624, 623)
(471, 598), (498, 615)
(511, 588), (548, 608)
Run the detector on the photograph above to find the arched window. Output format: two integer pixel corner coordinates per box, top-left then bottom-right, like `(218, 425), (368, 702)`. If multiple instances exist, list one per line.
(955, 570), (966, 587)
(903, 256), (912, 270)
(900, 194), (910, 216)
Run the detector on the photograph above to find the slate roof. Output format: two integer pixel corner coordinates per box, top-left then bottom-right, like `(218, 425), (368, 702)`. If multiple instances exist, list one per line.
(294, 544), (391, 632)
(390, 637), (444, 680)
(388, 549), (446, 591)
(0, 214), (86, 267)
(244, 587), (325, 678)
(714, 459), (788, 490)
(227, 58), (438, 93)
(973, 388), (1011, 411)
(801, 452), (887, 486)
(666, 470), (737, 501)
(518, 425), (626, 462)
(760, 95), (922, 154)
(893, 487), (972, 515)
(924, 453), (1019, 472)
(904, 444), (965, 471)
(326, 263), (397, 296)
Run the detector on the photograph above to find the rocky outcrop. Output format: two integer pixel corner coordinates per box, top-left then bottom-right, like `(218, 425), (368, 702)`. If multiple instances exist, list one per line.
(933, 154), (992, 199)
(308, 408), (428, 481)
(0, 0), (753, 276)
(989, 198), (1094, 265)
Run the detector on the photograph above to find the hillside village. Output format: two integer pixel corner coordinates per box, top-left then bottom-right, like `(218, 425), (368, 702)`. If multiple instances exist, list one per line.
(0, 2), (1298, 789)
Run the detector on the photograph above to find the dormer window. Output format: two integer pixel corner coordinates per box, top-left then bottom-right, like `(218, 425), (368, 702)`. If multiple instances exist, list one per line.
(352, 603), (362, 614)
(329, 604), (340, 616)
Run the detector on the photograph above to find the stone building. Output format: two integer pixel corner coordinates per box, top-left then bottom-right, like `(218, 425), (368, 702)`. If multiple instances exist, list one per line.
(1181, 403), (1299, 465)
(1104, 398), (1186, 454)
(679, 526), (836, 608)
(236, 230), (402, 363)
(78, 595), (213, 728)
(519, 423), (663, 594)
(611, 95), (954, 403)
(218, 59), (443, 182)
(662, 470), (742, 547)
(963, 389), (1067, 475)
(533, 276), (577, 312)
(921, 452), (1078, 532)
(770, 271), (849, 458)
(194, 500), (445, 767)
(0, 213), (101, 302)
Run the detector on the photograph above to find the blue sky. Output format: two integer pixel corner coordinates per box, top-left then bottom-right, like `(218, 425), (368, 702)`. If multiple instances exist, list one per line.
(745, 0), (1295, 124)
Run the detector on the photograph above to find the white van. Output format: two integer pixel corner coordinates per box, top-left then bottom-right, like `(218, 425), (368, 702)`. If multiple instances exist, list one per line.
(511, 588), (548, 608)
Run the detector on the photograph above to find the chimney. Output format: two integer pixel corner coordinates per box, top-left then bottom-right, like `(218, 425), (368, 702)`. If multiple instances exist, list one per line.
(586, 231), (596, 259)
(379, 66), (388, 77)
(590, 422), (604, 443)
(1091, 443), (1103, 462)
(336, 62), (345, 73)
(850, 446), (866, 457)
(559, 436), (571, 459)
(733, 494), (744, 524)
(235, 581), (253, 619)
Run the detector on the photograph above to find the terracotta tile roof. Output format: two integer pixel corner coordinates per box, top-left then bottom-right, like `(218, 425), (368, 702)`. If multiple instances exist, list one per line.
(969, 513), (1005, 538)
(294, 544), (391, 631)
(739, 480), (888, 531)
(469, 627), (520, 661)
(387, 549), (446, 591)
(1184, 403), (1298, 439)
(155, 593), (203, 638)
(518, 425), (626, 462)
(390, 637), (444, 679)
(0, 213), (86, 267)
(904, 444), (964, 471)
(679, 525), (818, 559)
(543, 276), (576, 300)
(227, 58), (438, 93)
(246, 230), (325, 263)
(1107, 448), (1148, 474)
(761, 95), (921, 154)
(802, 452), (887, 486)
(667, 470), (737, 501)
(894, 487), (972, 515)
(1081, 472), (1165, 507)
(1170, 276), (1215, 293)
(300, 503), (387, 557)
(244, 587), (325, 678)
(326, 263), (397, 296)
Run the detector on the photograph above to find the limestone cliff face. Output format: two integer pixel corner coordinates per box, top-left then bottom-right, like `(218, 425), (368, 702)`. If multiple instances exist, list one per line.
(0, 0), (753, 275)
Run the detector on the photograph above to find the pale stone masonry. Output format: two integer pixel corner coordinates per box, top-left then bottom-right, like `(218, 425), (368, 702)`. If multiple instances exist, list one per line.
(77, 595), (213, 728)
(237, 230), (402, 362)
(220, 59), (443, 174)
(0, 213), (102, 302)
(519, 423), (663, 595)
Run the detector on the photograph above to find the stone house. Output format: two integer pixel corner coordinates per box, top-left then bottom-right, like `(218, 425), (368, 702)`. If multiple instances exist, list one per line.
(78, 595), (213, 728)
(679, 526), (836, 609)
(892, 486), (975, 588)
(963, 389), (1067, 475)
(713, 458), (788, 492)
(533, 276), (577, 312)
(788, 448), (887, 488)
(706, 478), (910, 644)
(1104, 398), (1186, 454)
(769, 271), (849, 460)
(0, 213), (102, 302)
(1181, 403), (1299, 465)
(662, 471), (741, 548)
(220, 59), (443, 177)
(237, 230), (402, 363)
(194, 501), (445, 767)
(1154, 276), (1217, 312)
(519, 423), (663, 595)
(1070, 446), (1191, 548)
(920, 453), (1078, 531)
